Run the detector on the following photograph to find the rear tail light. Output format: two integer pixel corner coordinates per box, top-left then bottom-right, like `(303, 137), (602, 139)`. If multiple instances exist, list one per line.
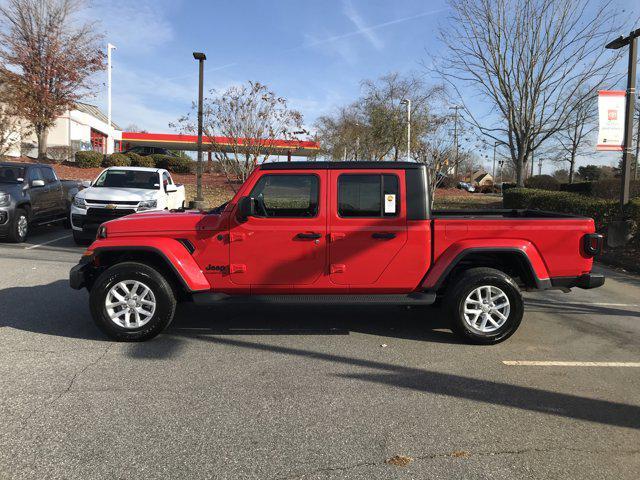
(583, 233), (603, 257)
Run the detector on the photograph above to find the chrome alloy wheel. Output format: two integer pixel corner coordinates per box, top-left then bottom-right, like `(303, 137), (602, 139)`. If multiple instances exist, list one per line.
(17, 215), (27, 239)
(463, 285), (510, 333)
(105, 280), (156, 329)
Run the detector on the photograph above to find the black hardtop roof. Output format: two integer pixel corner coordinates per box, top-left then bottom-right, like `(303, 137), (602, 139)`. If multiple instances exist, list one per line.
(0, 161), (49, 168)
(259, 161), (425, 170)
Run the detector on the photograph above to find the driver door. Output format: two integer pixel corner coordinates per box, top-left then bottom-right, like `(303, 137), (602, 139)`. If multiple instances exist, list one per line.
(229, 172), (327, 289)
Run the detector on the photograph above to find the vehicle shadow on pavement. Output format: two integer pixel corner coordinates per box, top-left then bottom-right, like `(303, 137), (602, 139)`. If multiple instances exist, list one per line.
(0, 280), (461, 345)
(166, 303), (463, 344)
(525, 298), (640, 318)
(192, 334), (640, 431)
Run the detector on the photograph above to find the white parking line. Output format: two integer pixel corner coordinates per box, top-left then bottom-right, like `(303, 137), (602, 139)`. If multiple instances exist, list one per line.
(503, 361), (640, 367)
(24, 234), (71, 250)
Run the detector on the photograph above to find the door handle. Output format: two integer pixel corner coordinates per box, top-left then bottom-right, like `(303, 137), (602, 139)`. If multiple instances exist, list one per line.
(296, 232), (322, 240)
(372, 232), (396, 239)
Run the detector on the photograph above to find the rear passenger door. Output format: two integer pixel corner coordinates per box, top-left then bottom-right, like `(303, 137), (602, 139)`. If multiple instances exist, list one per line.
(41, 166), (64, 217)
(328, 170), (407, 285)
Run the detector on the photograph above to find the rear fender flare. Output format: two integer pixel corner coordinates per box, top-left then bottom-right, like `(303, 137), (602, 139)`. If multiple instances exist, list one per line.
(422, 240), (551, 290)
(90, 238), (210, 292)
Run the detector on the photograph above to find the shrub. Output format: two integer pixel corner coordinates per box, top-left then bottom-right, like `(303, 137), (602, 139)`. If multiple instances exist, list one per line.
(438, 175), (454, 189)
(46, 146), (72, 163)
(74, 150), (103, 168)
(503, 188), (619, 231)
(150, 154), (192, 173)
(560, 182), (593, 195)
(501, 182), (517, 192)
(591, 178), (640, 200)
(524, 174), (560, 191)
(126, 152), (155, 167)
(102, 153), (131, 167)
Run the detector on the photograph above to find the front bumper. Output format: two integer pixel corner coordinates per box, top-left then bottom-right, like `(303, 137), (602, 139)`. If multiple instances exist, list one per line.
(551, 273), (605, 290)
(69, 256), (96, 290)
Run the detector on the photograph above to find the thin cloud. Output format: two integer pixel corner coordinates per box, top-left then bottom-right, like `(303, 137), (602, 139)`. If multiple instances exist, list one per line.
(342, 0), (383, 51)
(299, 7), (448, 51)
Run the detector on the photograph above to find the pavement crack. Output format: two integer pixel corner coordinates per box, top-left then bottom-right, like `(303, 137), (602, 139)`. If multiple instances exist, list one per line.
(52, 344), (112, 403)
(274, 460), (378, 480)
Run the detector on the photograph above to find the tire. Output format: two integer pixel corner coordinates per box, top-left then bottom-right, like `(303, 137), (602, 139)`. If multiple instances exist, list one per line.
(89, 262), (177, 341)
(8, 208), (28, 243)
(72, 230), (90, 246)
(445, 267), (523, 345)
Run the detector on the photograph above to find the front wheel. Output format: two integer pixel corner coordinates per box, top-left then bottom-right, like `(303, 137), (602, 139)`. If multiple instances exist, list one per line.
(445, 267), (523, 344)
(89, 262), (177, 341)
(8, 208), (28, 243)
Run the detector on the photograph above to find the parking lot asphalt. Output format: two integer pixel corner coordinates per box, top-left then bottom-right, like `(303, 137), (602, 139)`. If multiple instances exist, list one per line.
(0, 224), (639, 480)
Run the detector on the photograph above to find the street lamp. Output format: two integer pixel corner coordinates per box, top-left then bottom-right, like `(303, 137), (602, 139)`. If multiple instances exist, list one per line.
(193, 51), (206, 210)
(605, 28), (640, 207)
(449, 105), (462, 178)
(401, 99), (411, 162)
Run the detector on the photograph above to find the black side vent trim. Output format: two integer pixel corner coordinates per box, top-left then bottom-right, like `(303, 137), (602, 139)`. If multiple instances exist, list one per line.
(177, 238), (195, 254)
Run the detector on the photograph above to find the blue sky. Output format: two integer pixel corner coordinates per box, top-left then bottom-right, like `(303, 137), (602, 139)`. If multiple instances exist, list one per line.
(90, 0), (449, 132)
(86, 0), (639, 172)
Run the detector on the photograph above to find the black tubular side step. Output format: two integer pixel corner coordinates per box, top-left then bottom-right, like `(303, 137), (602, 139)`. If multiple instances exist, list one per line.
(191, 292), (436, 306)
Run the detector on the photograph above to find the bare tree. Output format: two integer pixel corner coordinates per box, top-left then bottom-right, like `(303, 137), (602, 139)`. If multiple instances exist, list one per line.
(172, 81), (303, 188)
(434, 0), (625, 186)
(0, 0), (104, 160)
(554, 91), (597, 183)
(315, 72), (443, 162)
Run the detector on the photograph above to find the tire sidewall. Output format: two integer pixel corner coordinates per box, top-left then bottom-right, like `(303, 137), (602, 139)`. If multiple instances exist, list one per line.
(90, 263), (175, 341)
(10, 209), (28, 243)
(450, 271), (523, 344)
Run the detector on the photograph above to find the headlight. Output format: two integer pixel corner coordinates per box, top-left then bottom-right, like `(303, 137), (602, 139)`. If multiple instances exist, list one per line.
(138, 199), (157, 211)
(97, 225), (107, 239)
(73, 196), (86, 209)
(0, 193), (9, 207)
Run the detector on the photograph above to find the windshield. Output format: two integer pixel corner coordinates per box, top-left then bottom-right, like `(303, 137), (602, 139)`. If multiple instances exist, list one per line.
(0, 166), (26, 183)
(94, 170), (159, 190)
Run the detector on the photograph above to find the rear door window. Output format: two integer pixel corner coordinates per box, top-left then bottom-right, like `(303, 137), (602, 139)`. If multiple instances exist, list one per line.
(338, 174), (399, 217)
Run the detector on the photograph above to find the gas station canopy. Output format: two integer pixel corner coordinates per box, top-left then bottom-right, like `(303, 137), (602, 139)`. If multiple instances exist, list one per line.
(121, 132), (320, 157)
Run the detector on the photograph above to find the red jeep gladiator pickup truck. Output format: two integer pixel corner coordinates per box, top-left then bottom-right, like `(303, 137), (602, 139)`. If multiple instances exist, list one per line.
(70, 161), (604, 343)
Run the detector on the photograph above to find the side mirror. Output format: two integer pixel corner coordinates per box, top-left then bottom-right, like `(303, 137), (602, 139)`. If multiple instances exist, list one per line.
(31, 179), (45, 188)
(165, 183), (178, 193)
(237, 196), (256, 220)
(81, 180), (91, 188)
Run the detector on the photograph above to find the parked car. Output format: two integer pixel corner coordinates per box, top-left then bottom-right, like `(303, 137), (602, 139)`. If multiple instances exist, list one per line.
(70, 161), (604, 343)
(121, 146), (179, 157)
(457, 181), (476, 193)
(0, 162), (83, 243)
(70, 167), (186, 245)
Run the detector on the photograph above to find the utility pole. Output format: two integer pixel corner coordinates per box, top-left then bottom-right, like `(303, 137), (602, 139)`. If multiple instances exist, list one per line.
(538, 157), (543, 176)
(492, 141), (498, 179)
(192, 52), (207, 210)
(401, 99), (411, 161)
(107, 43), (116, 151)
(606, 28), (639, 207)
(635, 101), (639, 181)
(449, 106), (461, 178)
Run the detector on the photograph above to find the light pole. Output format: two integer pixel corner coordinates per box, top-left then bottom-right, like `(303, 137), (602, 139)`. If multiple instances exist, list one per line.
(107, 43), (116, 151)
(449, 105), (461, 178)
(401, 99), (411, 162)
(605, 28), (640, 208)
(492, 141), (498, 180)
(193, 51), (206, 210)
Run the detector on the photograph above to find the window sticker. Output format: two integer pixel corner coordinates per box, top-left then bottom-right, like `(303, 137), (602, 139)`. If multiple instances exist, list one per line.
(384, 194), (396, 213)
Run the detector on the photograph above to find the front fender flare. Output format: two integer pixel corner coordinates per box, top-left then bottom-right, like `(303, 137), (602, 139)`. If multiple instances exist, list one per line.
(89, 237), (210, 292)
(421, 239), (551, 290)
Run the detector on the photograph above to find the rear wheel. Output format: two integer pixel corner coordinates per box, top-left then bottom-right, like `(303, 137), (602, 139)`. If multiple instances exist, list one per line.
(89, 262), (177, 341)
(8, 208), (28, 243)
(445, 267), (523, 344)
